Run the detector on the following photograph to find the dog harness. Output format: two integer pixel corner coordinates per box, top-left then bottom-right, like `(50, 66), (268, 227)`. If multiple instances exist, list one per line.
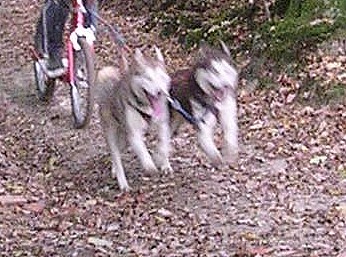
(168, 69), (220, 126)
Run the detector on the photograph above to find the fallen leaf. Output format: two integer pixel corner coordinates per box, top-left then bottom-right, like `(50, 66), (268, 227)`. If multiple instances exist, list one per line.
(154, 216), (166, 223)
(310, 155), (328, 165)
(87, 237), (113, 248)
(325, 62), (341, 70)
(249, 122), (265, 130)
(286, 93), (296, 103)
(23, 201), (46, 214)
(157, 208), (174, 218)
(241, 232), (260, 241)
(0, 195), (27, 205)
(249, 246), (274, 255)
(337, 249), (346, 257)
(335, 204), (346, 219)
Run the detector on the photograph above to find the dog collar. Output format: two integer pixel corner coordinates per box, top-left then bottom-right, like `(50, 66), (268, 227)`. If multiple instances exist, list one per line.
(127, 100), (152, 122)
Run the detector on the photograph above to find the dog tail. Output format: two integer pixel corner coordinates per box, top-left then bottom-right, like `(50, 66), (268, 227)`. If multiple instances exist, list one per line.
(96, 66), (119, 102)
(97, 66), (119, 84)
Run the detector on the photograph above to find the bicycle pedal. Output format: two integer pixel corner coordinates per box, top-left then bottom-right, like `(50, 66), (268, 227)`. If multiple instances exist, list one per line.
(36, 58), (66, 78)
(46, 68), (66, 78)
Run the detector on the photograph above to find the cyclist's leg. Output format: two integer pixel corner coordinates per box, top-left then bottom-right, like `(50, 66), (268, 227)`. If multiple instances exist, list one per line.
(46, 0), (69, 73)
(34, 0), (69, 76)
(34, 0), (49, 56)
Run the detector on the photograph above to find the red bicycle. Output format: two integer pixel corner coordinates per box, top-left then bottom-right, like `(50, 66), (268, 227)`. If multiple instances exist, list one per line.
(32, 0), (96, 129)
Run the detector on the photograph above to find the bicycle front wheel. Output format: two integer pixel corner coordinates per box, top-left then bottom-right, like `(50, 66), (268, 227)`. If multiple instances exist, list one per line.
(70, 37), (95, 129)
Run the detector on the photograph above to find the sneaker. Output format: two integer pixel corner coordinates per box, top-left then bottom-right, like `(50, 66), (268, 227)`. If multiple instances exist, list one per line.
(46, 52), (65, 78)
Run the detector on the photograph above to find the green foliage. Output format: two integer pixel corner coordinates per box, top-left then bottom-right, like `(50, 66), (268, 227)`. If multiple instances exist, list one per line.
(260, 20), (332, 64)
(324, 83), (346, 103)
(259, 0), (346, 64)
(145, 0), (345, 103)
(146, 0), (345, 64)
(145, 2), (248, 49)
(298, 78), (346, 105)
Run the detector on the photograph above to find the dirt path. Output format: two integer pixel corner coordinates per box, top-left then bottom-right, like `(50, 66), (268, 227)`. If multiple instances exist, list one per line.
(1, 1), (346, 256)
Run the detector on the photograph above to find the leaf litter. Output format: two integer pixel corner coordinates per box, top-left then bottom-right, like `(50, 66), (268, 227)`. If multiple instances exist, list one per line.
(0, 0), (345, 256)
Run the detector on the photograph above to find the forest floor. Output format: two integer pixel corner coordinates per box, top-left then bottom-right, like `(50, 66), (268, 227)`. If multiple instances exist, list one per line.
(0, 1), (345, 256)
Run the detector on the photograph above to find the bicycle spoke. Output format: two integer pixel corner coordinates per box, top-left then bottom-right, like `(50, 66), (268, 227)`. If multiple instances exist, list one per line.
(70, 37), (95, 129)
(71, 83), (83, 121)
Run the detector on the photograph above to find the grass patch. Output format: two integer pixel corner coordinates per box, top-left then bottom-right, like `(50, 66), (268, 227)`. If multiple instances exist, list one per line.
(258, 0), (346, 65)
(298, 78), (346, 106)
(325, 83), (346, 104)
(145, 0), (345, 103)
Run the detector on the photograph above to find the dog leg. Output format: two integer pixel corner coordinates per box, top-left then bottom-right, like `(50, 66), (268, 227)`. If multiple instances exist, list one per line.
(197, 112), (223, 166)
(170, 112), (185, 136)
(105, 127), (131, 191)
(130, 130), (158, 173)
(154, 110), (173, 173)
(127, 111), (158, 173)
(218, 95), (239, 165)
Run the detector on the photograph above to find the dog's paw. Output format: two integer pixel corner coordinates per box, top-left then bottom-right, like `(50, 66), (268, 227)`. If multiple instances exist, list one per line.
(152, 153), (173, 172)
(118, 179), (131, 192)
(209, 152), (223, 168)
(143, 160), (159, 174)
(117, 178), (131, 192)
(222, 147), (239, 166)
(111, 168), (131, 191)
(160, 163), (174, 174)
(119, 184), (132, 192)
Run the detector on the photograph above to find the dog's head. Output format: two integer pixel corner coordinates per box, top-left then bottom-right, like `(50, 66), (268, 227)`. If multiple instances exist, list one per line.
(130, 47), (171, 118)
(194, 41), (238, 101)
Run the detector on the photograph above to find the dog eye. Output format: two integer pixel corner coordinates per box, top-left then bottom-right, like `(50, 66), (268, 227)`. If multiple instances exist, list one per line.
(208, 82), (217, 89)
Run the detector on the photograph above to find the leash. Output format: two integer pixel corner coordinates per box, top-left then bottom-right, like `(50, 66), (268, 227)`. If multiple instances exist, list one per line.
(167, 96), (197, 125)
(89, 11), (199, 125)
(89, 9), (207, 127)
(166, 96), (203, 126)
(88, 10), (131, 53)
(88, 9), (131, 71)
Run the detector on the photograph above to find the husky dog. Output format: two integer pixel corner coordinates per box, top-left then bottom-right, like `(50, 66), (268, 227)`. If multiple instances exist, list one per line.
(169, 41), (239, 166)
(97, 47), (172, 191)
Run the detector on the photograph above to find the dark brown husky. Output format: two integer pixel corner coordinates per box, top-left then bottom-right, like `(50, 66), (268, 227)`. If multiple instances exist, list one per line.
(169, 41), (239, 166)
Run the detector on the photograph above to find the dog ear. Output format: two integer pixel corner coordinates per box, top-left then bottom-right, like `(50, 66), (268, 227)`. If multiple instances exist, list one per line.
(198, 41), (209, 58)
(120, 48), (129, 72)
(134, 48), (146, 67)
(154, 46), (165, 64)
(219, 40), (231, 58)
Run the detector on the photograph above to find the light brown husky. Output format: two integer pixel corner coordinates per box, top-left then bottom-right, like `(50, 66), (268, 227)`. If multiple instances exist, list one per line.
(97, 47), (172, 191)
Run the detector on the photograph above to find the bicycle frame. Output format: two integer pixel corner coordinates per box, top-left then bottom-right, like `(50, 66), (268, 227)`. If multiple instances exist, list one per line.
(66, 0), (95, 84)
(31, 0), (96, 82)
(31, 0), (112, 128)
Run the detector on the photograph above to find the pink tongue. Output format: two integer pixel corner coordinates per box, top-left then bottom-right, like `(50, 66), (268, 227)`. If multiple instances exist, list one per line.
(151, 97), (162, 117)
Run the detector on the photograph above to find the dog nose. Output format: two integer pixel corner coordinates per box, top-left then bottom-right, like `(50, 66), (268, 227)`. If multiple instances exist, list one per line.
(146, 91), (160, 101)
(151, 90), (162, 99)
(213, 87), (227, 101)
